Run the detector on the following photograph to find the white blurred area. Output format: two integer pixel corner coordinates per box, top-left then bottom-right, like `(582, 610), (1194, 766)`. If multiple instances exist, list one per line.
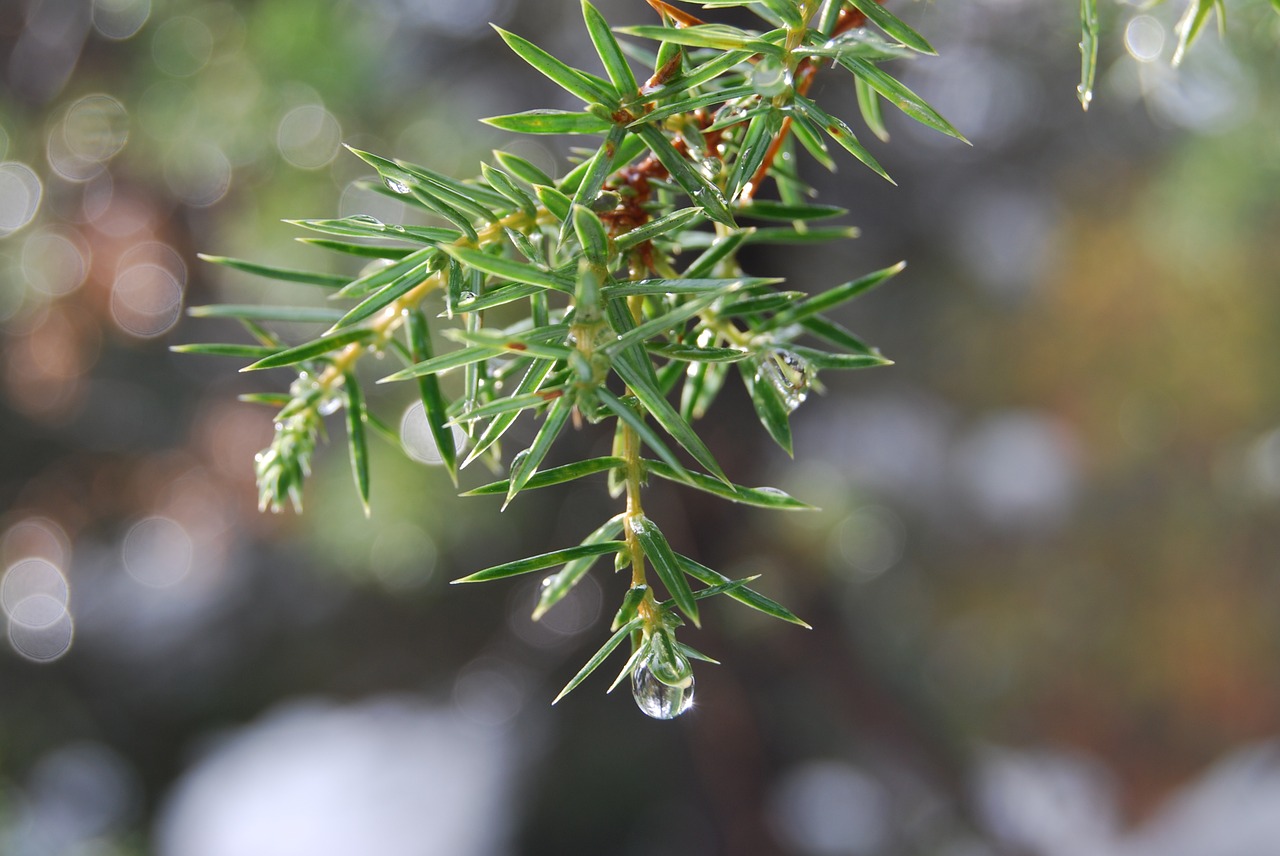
(768, 760), (891, 856)
(797, 395), (1080, 539)
(154, 697), (521, 856)
(975, 742), (1280, 856)
(759, 742), (1280, 856)
(951, 411), (1080, 536)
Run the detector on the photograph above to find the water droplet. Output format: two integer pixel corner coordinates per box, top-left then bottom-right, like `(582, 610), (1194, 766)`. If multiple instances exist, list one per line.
(627, 515), (651, 538)
(758, 348), (810, 412)
(590, 191), (621, 212)
(289, 373), (315, 399)
(289, 372), (343, 412)
(384, 177), (410, 194)
(347, 214), (384, 227)
(749, 55), (791, 98)
(458, 291), (477, 305)
(648, 631), (693, 686)
(632, 660), (695, 720)
(389, 224), (406, 233)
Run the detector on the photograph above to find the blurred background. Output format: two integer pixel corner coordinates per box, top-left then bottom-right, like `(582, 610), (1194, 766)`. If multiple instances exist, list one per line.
(2, 0), (1279, 853)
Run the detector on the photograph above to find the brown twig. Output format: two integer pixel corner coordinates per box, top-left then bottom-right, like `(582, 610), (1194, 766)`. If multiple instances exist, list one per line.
(741, 8), (867, 200)
(603, 5), (874, 266)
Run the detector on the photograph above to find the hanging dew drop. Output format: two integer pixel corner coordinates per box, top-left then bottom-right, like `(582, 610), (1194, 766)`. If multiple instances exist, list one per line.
(758, 348), (810, 412)
(632, 660), (695, 719)
(749, 54), (791, 98)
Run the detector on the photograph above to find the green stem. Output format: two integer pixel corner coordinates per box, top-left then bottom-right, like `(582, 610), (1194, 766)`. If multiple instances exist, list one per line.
(623, 421), (647, 587)
(310, 207), (546, 400)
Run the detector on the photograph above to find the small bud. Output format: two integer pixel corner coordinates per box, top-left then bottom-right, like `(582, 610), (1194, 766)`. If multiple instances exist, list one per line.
(585, 103), (615, 123)
(611, 585), (646, 631)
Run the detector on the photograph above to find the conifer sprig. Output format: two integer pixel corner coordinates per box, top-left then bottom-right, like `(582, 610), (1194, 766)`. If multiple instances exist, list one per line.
(183, 0), (1244, 717)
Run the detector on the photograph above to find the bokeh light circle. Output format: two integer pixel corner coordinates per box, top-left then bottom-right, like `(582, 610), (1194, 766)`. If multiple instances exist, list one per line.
(152, 16), (214, 77)
(164, 142), (232, 207)
(2, 557), (70, 616)
(93, 0), (152, 40)
(535, 573), (602, 637)
(23, 228), (91, 297)
(2, 517), (71, 568)
(453, 658), (526, 728)
(111, 263), (184, 338)
(47, 126), (104, 182)
(400, 401), (467, 465)
(9, 594), (75, 662)
(0, 162), (43, 237)
(277, 105), (342, 170)
(64, 94), (130, 162)
(830, 506), (906, 582)
(81, 170), (115, 222)
(118, 240), (186, 281)
(1124, 16), (1165, 64)
(123, 516), (194, 588)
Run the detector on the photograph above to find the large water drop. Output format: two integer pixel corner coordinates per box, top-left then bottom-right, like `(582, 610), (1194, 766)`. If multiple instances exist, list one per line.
(631, 660), (694, 720)
(749, 55), (790, 98)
